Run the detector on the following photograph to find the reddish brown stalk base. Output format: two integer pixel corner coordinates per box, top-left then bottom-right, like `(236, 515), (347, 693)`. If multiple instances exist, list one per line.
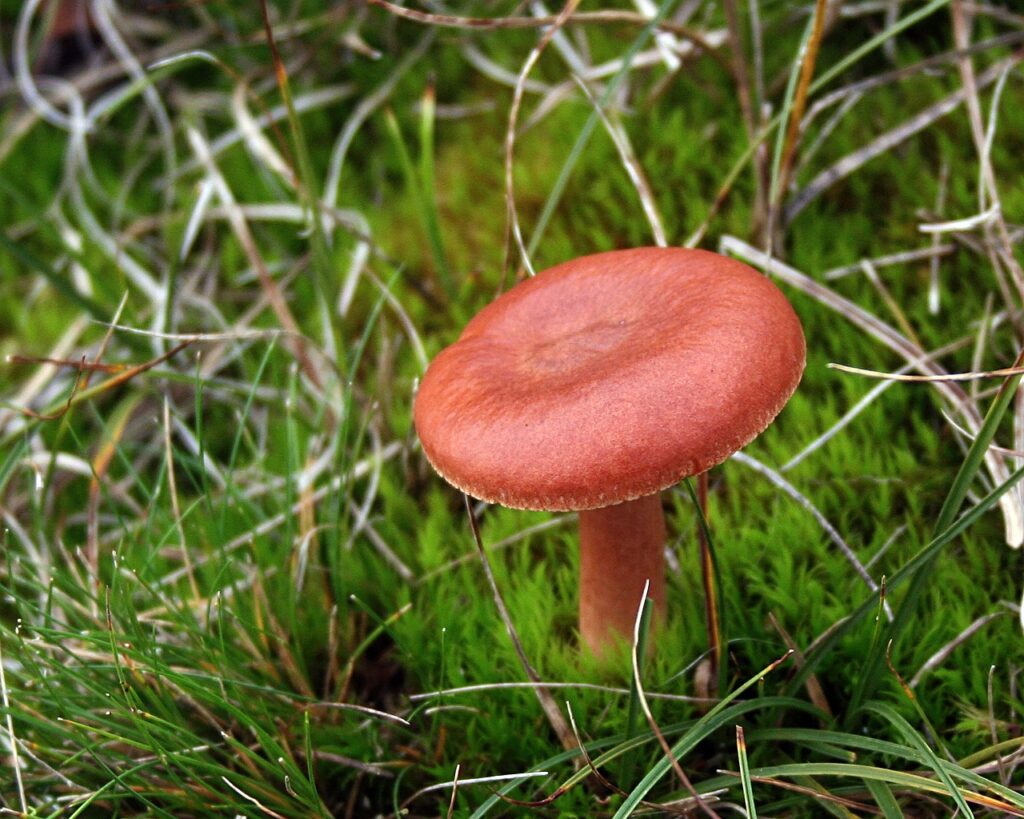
(578, 494), (666, 658)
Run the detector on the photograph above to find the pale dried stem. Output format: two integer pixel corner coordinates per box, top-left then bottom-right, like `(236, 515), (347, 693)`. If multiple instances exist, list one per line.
(909, 610), (1007, 688)
(786, 55), (1020, 223)
(570, 76), (667, 246)
(505, 0), (582, 278)
(185, 126), (323, 391)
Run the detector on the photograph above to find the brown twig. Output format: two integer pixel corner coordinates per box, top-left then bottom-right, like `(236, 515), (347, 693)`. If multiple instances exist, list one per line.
(767, 612), (832, 717)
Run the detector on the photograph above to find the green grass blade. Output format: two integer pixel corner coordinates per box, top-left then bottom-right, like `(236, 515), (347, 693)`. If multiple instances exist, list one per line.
(864, 778), (903, 819)
(788, 458), (1024, 697)
(848, 360), (1022, 713)
(0, 231), (105, 318)
(736, 725), (757, 818)
(863, 702), (973, 817)
(683, 477), (725, 695)
(808, 0), (951, 95)
(613, 651), (795, 817)
(418, 83), (454, 298)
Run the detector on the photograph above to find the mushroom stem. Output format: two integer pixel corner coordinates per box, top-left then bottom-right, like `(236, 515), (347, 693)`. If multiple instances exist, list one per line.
(578, 494), (667, 658)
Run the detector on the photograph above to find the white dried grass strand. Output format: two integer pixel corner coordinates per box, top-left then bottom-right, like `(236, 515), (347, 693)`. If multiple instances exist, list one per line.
(348, 510), (414, 583)
(163, 399), (201, 604)
(532, 1), (589, 76)
(940, 409), (1024, 459)
(68, 167), (164, 305)
(731, 451), (893, 620)
(1, 511), (47, 581)
(720, 235), (1023, 547)
(364, 269), (428, 371)
(323, 36), (433, 212)
(823, 243), (957, 281)
(785, 55), (1016, 223)
(571, 75), (667, 246)
(411, 771), (549, 797)
(781, 374), (900, 472)
(166, 84), (356, 188)
(338, 226), (372, 318)
(909, 610), (1006, 688)
(794, 89), (865, 181)
(180, 178), (216, 263)
(461, 44), (550, 94)
(919, 205), (1000, 234)
(0, 636), (26, 814)
(19, 451), (93, 480)
(221, 777), (287, 819)
(14, 0), (76, 129)
(154, 442), (402, 588)
(828, 362), (1024, 382)
(92, 0), (177, 207)
(633, 0), (681, 70)
(344, 425), (384, 550)
(410, 680), (712, 703)
(231, 82), (293, 182)
(506, 32), (559, 278)
(309, 702), (410, 727)
(929, 163), (951, 314)
(167, 404), (227, 486)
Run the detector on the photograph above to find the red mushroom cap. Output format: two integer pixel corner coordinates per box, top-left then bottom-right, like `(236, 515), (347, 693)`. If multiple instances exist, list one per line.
(414, 247), (805, 511)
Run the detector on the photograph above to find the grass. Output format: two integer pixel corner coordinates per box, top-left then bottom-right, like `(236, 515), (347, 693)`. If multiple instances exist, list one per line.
(2, 0), (1024, 815)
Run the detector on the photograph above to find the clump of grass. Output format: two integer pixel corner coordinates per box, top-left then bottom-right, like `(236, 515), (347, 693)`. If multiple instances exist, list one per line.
(2, 0), (1024, 815)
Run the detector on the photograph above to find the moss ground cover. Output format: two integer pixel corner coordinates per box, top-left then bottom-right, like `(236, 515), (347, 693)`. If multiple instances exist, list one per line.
(2, 1), (1024, 815)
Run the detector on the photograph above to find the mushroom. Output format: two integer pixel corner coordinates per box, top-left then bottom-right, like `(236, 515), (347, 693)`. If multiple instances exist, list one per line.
(414, 247), (805, 658)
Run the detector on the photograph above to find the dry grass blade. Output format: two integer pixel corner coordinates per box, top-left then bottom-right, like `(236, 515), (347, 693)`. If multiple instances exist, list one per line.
(719, 771), (877, 813)
(366, 0), (711, 40)
(950, 0), (1024, 300)
(767, 613), (832, 718)
(829, 363), (1024, 382)
(785, 54), (1021, 223)
(220, 776), (289, 819)
(909, 611), (1007, 688)
(504, 0), (582, 279)
(823, 244), (956, 281)
(462, 494), (576, 750)
(0, 635), (26, 814)
(162, 398), (200, 606)
(184, 126), (322, 391)
(410, 681), (713, 703)
(570, 75), (667, 246)
(446, 763), (460, 818)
